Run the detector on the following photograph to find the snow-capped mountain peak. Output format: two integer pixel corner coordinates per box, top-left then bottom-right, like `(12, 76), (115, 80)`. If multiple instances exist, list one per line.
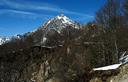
(43, 14), (79, 33)
(55, 14), (74, 24)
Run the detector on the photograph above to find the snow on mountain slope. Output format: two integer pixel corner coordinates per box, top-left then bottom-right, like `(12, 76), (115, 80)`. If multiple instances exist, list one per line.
(26, 14), (81, 46)
(0, 36), (10, 45)
(43, 14), (80, 33)
(0, 37), (3, 45)
(27, 14), (80, 38)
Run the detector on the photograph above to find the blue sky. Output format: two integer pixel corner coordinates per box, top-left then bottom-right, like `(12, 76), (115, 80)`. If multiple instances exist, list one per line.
(0, 0), (106, 36)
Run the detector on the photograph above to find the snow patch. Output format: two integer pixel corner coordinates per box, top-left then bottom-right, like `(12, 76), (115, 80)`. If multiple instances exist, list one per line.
(42, 36), (47, 43)
(93, 64), (121, 71)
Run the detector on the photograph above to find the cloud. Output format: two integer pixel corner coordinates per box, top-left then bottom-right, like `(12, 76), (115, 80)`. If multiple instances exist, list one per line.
(0, 9), (36, 17)
(4, 9), (36, 15)
(1, 0), (94, 19)
(1, 0), (61, 12)
(0, 9), (54, 20)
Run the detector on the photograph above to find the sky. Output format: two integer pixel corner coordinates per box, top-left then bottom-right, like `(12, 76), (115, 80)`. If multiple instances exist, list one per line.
(0, 0), (106, 37)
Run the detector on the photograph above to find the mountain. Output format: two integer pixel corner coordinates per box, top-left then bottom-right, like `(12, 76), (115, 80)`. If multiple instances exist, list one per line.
(0, 14), (81, 47)
(0, 34), (23, 45)
(42, 14), (80, 33)
(0, 36), (10, 45)
(29, 14), (81, 46)
(0, 37), (4, 45)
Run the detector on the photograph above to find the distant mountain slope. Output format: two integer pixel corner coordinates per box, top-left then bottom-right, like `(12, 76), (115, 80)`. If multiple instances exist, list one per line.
(0, 36), (10, 45)
(28, 14), (81, 46)
(42, 14), (80, 33)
